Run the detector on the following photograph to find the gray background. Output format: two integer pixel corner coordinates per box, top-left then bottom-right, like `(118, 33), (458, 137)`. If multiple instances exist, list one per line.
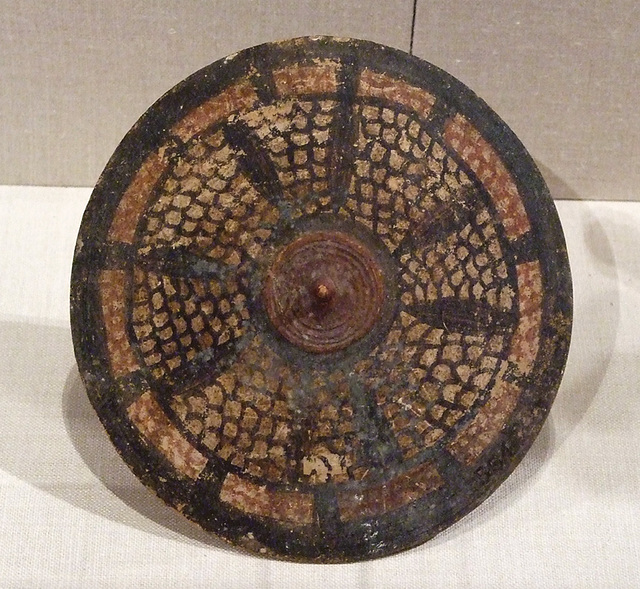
(1, 0), (638, 200)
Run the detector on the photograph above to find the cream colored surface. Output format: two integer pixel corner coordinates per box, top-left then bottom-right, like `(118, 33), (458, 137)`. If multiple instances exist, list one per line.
(413, 1), (640, 202)
(0, 1), (412, 187)
(0, 185), (639, 586)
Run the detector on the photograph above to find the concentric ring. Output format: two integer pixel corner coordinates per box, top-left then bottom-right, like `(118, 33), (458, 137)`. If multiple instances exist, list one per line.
(263, 230), (385, 353)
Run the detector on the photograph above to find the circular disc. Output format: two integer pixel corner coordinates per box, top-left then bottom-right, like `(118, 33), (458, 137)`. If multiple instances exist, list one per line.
(71, 37), (572, 562)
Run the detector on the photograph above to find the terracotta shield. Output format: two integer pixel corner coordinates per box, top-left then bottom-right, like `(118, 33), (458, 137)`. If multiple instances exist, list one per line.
(71, 37), (572, 562)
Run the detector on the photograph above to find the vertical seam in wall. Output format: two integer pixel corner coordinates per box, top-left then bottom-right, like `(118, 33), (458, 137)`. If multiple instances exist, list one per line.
(409, 0), (418, 54)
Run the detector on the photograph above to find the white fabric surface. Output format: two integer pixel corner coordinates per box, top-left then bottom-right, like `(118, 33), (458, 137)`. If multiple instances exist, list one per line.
(0, 186), (639, 587)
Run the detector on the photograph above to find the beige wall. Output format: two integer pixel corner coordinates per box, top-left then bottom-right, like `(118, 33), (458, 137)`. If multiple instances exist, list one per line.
(1, 0), (638, 200)
(0, 0), (413, 187)
(413, 1), (640, 201)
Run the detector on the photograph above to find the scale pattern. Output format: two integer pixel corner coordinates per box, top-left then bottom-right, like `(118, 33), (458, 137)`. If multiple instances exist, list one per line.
(129, 95), (519, 472)
(399, 206), (516, 312)
(171, 336), (298, 482)
(171, 339), (364, 485)
(341, 103), (472, 252)
(239, 99), (337, 217)
(357, 205), (518, 459)
(131, 268), (249, 380)
(357, 310), (508, 459)
(138, 129), (279, 265)
(298, 370), (361, 484)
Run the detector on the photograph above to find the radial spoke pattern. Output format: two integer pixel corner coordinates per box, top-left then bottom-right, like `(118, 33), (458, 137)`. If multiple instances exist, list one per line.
(238, 99), (338, 218)
(399, 205), (517, 323)
(170, 335), (297, 482)
(170, 334), (369, 486)
(72, 38), (571, 562)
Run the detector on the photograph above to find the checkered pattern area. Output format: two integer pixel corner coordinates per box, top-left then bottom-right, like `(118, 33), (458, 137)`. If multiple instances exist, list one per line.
(399, 206), (516, 312)
(340, 103), (472, 252)
(131, 268), (249, 380)
(353, 205), (518, 459)
(355, 309), (509, 460)
(138, 129), (279, 265)
(239, 99), (337, 217)
(297, 370), (361, 484)
(121, 92), (526, 485)
(444, 115), (530, 239)
(130, 96), (522, 475)
(171, 338), (367, 485)
(171, 336), (298, 483)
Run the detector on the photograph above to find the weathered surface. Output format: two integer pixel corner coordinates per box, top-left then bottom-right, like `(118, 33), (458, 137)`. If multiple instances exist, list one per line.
(70, 37), (572, 562)
(263, 230), (385, 353)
